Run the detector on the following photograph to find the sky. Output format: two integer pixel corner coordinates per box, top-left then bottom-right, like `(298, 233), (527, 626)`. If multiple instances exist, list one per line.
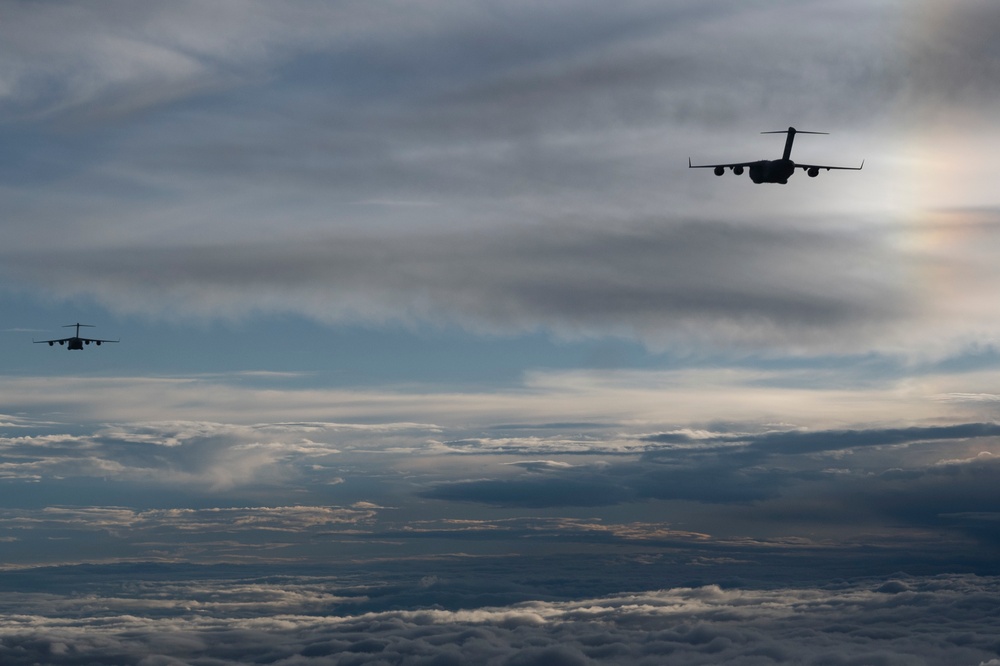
(2, 1), (1000, 664)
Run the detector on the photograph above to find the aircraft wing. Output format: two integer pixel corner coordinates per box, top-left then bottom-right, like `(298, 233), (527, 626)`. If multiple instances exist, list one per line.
(795, 160), (864, 172)
(33, 336), (119, 344)
(688, 158), (755, 169)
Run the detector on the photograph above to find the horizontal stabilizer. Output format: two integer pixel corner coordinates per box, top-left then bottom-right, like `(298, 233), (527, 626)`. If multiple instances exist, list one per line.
(761, 127), (827, 134)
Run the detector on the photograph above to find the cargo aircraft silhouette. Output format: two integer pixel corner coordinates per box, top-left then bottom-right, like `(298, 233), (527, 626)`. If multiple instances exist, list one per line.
(688, 127), (863, 184)
(34, 323), (119, 350)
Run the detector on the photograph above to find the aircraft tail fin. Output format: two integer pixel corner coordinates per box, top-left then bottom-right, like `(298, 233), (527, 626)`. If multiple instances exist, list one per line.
(63, 323), (94, 337)
(761, 127), (828, 161)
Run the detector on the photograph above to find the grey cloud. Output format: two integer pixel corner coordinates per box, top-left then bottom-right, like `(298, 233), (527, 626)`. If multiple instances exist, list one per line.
(421, 422), (1000, 550)
(421, 462), (784, 508)
(631, 465), (784, 504)
(899, 1), (1000, 120)
(1, 1), (992, 225)
(0, 570), (997, 665)
(6, 416), (999, 557)
(748, 423), (1000, 456)
(7, 1), (996, 360)
(0, 3), (914, 237)
(852, 455), (1000, 543)
(0, 424), (291, 490)
(0, 419), (443, 489)
(421, 477), (632, 508)
(0, 504), (382, 568)
(644, 422), (1000, 456)
(0, 1), (889, 126)
(716, 453), (1000, 551)
(0, 218), (903, 352)
(0, 1), (472, 121)
(0, 504), (378, 535)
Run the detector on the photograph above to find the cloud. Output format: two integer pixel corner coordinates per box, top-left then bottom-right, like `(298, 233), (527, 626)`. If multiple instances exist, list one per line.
(899, 1), (1000, 122)
(4, 2), (1000, 360)
(8, 205), (1000, 362)
(0, 364), (968, 428)
(506, 460), (578, 472)
(2, 504), (375, 534)
(2, 411), (998, 569)
(0, 571), (997, 665)
(643, 422), (1000, 457)
(0, 217), (907, 353)
(417, 420), (1000, 549)
(422, 477), (633, 508)
(0, 1), (459, 121)
(0, 421), (299, 489)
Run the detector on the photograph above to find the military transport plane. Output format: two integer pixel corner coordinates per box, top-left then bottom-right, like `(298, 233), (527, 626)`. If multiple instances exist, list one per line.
(688, 127), (863, 184)
(34, 323), (119, 350)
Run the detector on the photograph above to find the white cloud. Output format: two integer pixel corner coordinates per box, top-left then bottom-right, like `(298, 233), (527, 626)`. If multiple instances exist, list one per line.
(4, 360), (1000, 431)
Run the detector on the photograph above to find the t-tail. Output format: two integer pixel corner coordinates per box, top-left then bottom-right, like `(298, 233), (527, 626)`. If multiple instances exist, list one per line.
(64, 323), (95, 337)
(761, 127), (828, 161)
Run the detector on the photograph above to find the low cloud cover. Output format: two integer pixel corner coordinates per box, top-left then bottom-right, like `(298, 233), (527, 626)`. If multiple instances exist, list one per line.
(1, 570), (999, 665)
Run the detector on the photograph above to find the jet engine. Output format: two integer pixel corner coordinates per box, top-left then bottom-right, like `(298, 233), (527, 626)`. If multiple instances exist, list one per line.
(807, 167), (819, 177)
(733, 166), (744, 175)
(714, 166), (725, 176)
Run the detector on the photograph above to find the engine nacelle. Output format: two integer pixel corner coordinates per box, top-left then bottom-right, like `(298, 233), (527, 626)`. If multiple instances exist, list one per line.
(713, 166), (725, 176)
(48, 341), (54, 346)
(96, 341), (102, 346)
(733, 165), (744, 176)
(807, 167), (819, 178)
(59, 341), (64, 346)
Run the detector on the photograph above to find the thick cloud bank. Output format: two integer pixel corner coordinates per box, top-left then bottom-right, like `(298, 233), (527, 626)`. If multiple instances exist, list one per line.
(0, 569), (997, 665)
(2, 415), (999, 568)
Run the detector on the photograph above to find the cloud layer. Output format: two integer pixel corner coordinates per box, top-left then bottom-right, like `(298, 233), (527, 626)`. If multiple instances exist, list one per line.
(2, 411), (998, 569)
(1, 569), (998, 665)
(0, 217), (909, 352)
(4, 2), (1000, 356)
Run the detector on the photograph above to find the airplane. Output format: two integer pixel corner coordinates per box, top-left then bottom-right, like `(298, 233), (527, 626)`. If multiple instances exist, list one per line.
(688, 127), (863, 184)
(34, 323), (119, 350)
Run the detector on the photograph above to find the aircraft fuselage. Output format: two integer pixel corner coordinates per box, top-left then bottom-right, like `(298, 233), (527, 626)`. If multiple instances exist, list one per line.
(748, 159), (795, 184)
